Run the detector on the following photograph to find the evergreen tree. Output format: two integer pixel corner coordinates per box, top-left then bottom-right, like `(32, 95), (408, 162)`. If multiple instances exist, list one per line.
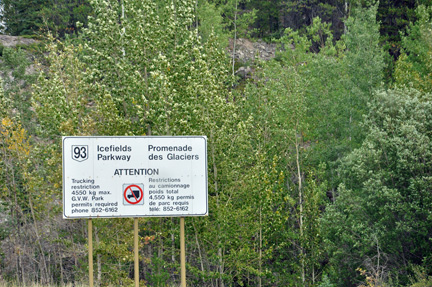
(0, 0), (91, 37)
(1, 0), (45, 35)
(394, 5), (432, 93)
(39, 0), (92, 37)
(377, 0), (420, 59)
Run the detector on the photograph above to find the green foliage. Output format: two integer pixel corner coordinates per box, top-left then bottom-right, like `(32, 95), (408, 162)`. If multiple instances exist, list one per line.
(0, 0), (45, 36)
(32, 41), (92, 138)
(275, 4), (384, 188)
(196, 0), (228, 46)
(285, 0), (344, 36)
(394, 5), (432, 93)
(0, 0), (91, 37)
(39, 0), (93, 38)
(376, 0), (432, 82)
(246, 0), (279, 38)
(242, 20), (330, 284)
(242, 0), (349, 40)
(0, 46), (37, 133)
(318, 273), (336, 287)
(208, 0), (257, 39)
(31, 0), (264, 285)
(2, 0), (432, 285)
(343, 3), (385, 96)
(321, 87), (432, 285)
(409, 265), (432, 287)
(376, 0), (418, 57)
(336, 2), (385, 144)
(301, 166), (328, 283)
(239, 7), (385, 284)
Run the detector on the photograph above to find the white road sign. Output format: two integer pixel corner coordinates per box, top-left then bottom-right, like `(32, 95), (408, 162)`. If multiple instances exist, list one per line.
(62, 136), (208, 218)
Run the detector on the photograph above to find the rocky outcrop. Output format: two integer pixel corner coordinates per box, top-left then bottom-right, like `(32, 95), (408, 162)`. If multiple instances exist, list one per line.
(228, 38), (294, 79)
(229, 38), (278, 63)
(0, 35), (39, 48)
(0, 35), (40, 89)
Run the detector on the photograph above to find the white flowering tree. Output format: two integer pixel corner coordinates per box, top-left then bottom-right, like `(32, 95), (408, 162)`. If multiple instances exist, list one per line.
(32, 0), (268, 285)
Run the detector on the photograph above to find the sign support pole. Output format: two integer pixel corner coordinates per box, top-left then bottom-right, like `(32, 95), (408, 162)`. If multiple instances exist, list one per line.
(180, 217), (186, 287)
(88, 218), (94, 287)
(134, 217), (139, 287)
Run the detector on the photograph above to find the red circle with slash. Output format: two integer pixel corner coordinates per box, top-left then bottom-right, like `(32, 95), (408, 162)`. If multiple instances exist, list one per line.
(123, 184), (144, 204)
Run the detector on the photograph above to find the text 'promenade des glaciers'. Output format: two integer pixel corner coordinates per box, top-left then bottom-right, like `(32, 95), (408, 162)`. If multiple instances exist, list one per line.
(63, 136), (208, 218)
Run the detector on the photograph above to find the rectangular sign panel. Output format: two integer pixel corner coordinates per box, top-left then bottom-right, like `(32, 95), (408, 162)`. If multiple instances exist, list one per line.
(63, 136), (208, 218)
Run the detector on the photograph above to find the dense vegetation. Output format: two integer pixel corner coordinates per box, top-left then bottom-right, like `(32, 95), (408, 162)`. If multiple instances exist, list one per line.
(1, 0), (432, 286)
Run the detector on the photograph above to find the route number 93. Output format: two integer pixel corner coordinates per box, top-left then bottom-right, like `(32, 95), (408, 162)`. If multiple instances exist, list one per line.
(72, 145), (89, 162)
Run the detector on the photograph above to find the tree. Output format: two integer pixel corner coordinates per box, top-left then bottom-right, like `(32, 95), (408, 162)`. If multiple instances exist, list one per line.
(0, 76), (75, 284)
(32, 0), (263, 285)
(377, 0), (419, 59)
(241, 19), (329, 284)
(39, 0), (92, 38)
(195, 0), (227, 45)
(246, 0), (281, 38)
(0, 0), (45, 35)
(207, 0), (257, 76)
(0, 47), (37, 132)
(321, 88), (432, 286)
(302, 4), (384, 189)
(394, 5), (432, 93)
(0, 0), (91, 37)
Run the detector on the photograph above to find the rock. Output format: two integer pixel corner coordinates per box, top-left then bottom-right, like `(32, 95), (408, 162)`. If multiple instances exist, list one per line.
(0, 35), (39, 48)
(235, 66), (253, 78)
(228, 38), (285, 63)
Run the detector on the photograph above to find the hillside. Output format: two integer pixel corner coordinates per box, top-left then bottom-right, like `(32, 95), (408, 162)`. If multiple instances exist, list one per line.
(0, 1), (432, 287)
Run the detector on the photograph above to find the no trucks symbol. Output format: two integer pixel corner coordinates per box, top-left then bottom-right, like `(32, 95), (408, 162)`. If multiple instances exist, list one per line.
(123, 184), (144, 205)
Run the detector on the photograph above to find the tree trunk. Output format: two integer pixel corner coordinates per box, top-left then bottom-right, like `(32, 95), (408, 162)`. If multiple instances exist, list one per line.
(295, 125), (305, 286)
(193, 222), (205, 283)
(210, 131), (224, 287)
(29, 197), (49, 284)
(232, 0), (238, 77)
